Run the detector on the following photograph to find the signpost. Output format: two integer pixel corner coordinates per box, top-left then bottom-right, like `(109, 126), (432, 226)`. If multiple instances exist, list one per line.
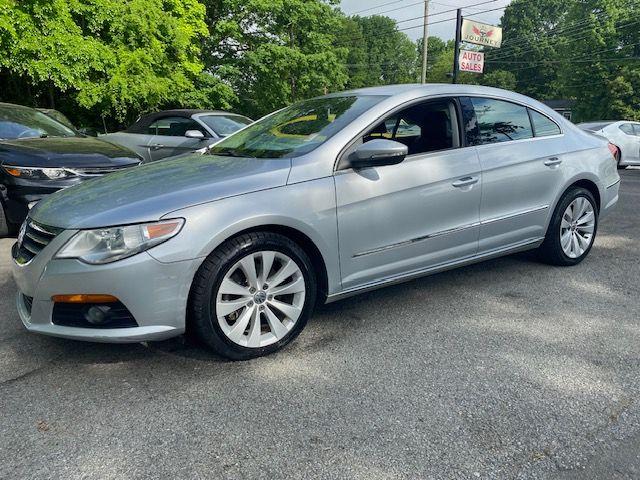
(452, 14), (502, 83)
(461, 19), (503, 48)
(458, 50), (485, 73)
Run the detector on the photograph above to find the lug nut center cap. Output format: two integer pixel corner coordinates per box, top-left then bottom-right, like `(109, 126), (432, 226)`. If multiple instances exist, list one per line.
(253, 291), (267, 304)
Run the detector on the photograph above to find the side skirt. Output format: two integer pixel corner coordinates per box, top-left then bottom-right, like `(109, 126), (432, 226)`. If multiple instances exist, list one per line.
(325, 237), (544, 304)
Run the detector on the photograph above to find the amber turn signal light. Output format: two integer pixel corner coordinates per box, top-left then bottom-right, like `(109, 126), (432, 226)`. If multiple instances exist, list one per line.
(51, 294), (119, 304)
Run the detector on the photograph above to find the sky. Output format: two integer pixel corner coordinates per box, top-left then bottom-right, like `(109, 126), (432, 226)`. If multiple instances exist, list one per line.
(339, 0), (512, 41)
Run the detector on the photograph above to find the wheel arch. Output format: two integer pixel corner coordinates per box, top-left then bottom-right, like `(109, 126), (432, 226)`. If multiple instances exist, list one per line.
(544, 176), (602, 237)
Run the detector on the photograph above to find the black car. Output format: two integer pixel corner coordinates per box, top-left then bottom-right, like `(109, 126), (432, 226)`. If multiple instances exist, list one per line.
(0, 102), (141, 236)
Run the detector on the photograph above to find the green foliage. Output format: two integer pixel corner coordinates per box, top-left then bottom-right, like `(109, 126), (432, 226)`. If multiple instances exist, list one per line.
(0, 0), (232, 127)
(202, 0), (349, 118)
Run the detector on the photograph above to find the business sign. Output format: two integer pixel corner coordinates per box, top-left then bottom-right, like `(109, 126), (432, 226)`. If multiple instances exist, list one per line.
(458, 50), (484, 73)
(461, 19), (502, 48)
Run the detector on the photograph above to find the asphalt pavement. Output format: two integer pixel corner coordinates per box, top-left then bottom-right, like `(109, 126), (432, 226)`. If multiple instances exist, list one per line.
(1, 169), (639, 479)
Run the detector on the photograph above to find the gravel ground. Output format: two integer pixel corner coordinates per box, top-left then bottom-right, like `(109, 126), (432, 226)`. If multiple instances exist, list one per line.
(1, 169), (639, 480)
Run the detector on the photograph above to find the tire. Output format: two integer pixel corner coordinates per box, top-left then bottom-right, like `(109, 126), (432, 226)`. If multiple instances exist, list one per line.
(0, 202), (10, 238)
(188, 232), (317, 360)
(538, 187), (598, 266)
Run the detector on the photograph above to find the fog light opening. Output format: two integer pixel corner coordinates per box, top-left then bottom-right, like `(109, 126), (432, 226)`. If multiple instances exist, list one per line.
(84, 305), (113, 325)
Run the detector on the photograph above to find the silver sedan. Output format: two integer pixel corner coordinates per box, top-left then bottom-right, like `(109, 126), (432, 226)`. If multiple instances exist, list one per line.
(12, 84), (620, 359)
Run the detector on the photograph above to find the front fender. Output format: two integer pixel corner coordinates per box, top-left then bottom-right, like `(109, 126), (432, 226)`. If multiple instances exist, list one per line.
(149, 178), (342, 295)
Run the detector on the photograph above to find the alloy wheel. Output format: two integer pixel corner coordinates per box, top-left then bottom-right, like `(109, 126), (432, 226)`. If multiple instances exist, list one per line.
(560, 197), (595, 259)
(215, 251), (306, 348)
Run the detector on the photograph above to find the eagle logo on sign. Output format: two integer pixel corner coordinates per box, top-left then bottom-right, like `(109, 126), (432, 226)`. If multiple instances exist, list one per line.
(472, 25), (494, 38)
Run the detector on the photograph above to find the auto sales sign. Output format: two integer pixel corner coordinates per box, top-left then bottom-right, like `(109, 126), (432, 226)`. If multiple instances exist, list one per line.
(461, 19), (502, 48)
(458, 50), (484, 73)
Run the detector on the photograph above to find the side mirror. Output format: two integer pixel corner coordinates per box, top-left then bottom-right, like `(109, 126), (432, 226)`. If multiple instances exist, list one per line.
(78, 127), (99, 137)
(185, 130), (205, 140)
(349, 139), (408, 169)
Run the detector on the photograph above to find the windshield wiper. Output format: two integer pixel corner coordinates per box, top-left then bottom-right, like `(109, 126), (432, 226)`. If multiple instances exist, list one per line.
(211, 149), (255, 158)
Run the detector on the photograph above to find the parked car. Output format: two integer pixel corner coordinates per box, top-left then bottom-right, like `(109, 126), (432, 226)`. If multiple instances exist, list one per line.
(0, 102), (141, 236)
(578, 120), (640, 168)
(12, 84), (620, 360)
(101, 109), (253, 162)
(36, 108), (76, 130)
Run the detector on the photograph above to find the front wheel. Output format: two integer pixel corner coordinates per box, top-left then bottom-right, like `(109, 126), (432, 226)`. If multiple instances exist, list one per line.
(188, 232), (317, 360)
(538, 187), (598, 266)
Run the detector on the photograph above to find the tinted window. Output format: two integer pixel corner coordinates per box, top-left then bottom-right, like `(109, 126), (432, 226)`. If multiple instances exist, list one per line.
(0, 105), (76, 140)
(620, 123), (635, 135)
(633, 124), (640, 137)
(148, 116), (205, 137)
(529, 109), (561, 137)
(209, 95), (385, 158)
(199, 115), (253, 136)
(468, 98), (533, 145)
(363, 100), (457, 155)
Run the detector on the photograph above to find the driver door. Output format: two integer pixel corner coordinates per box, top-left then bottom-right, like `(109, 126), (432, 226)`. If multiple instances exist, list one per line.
(334, 98), (482, 290)
(147, 116), (209, 161)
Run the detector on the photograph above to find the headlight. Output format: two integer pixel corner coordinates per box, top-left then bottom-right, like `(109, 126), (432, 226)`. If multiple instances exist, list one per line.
(3, 165), (76, 180)
(56, 219), (184, 264)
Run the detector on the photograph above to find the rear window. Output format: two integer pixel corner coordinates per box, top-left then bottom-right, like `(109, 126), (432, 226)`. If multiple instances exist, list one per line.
(466, 97), (534, 145)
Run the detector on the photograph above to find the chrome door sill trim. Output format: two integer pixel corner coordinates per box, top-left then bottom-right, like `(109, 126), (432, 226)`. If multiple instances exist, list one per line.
(353, 222), (480, 258)
(353, 205), (548, 259)
(327, 237), (544, 304)
(481, 205), (549, 225)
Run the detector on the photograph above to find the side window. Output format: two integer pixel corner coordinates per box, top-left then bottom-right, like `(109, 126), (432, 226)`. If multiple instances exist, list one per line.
(620, 123), (635, 135)
(362, 100), (459, 156)
(633, 124), (640, 137)
(468, 97), (534, 145)
(147, 116), (206, 137)
(529, 109), (561, 137)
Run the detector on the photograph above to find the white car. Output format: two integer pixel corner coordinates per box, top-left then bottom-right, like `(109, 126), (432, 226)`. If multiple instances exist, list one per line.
(578, 121), (640, 168)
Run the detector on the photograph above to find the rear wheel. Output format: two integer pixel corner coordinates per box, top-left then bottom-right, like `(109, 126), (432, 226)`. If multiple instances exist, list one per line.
(538, 187), (598, 266)
(188, 232), (317, 360)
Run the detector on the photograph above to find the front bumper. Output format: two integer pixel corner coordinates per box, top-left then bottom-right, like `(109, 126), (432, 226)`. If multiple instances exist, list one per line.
(11, 229), (200, 343)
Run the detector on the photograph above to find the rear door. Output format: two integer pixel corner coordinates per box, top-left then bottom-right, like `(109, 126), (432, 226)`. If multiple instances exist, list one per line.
(147, 116), (209, 161)
(461, 97), (567, 253)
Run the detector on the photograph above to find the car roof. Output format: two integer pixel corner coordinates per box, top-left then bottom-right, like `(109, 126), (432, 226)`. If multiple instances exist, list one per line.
(125, 109), (247, 132)
(333, 83), (529, 99)
(0, 102), (37, 112)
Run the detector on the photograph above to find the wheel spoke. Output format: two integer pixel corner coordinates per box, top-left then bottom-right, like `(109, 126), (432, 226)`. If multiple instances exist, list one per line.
(219, 278), (251, 297)
(270, 276), (305, 296)
(264, 305), (289, 338)
(577, 210), (594, 225)
(561, 231), (572, 250)
(217, 298), (250, 317)
(268, 260), (299, 288)
(259, 251), (275, 285)
(268, 299), (303, 320)
(226, 307), (253, 342)
(246, 308), (262, 347)
(240, 255), (258, 288)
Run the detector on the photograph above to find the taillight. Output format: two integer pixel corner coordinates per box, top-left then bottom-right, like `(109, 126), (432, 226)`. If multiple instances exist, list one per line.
(608, 143), (619, 161)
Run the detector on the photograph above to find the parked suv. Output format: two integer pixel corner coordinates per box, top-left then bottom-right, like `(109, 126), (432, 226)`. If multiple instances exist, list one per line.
(12, 85), (619, 359)
(0, 102), (141, 236)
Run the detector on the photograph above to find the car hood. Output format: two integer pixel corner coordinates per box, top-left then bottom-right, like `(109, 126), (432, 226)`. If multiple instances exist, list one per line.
(30, 154), (292, 229)
(0, 136), (140, 167)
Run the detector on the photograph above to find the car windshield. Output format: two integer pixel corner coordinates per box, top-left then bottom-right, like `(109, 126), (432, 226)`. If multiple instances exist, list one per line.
(208, 95), (386, 158)
(0, 105), (77, 140)
(199, 114), (253, 137)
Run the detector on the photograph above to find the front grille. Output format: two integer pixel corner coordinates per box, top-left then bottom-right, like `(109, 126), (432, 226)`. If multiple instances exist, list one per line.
(13, 220), (63, 265)
(52, 302), (138, 329)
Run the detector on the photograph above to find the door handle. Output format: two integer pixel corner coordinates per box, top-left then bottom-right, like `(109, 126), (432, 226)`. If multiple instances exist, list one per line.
(452, 176), (479, 188)
(544, 157), (562, 167)
(150, 144), (165, 150)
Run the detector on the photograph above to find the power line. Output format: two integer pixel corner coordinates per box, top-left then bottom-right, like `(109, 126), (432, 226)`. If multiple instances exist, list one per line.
(350, 0), (410, 16)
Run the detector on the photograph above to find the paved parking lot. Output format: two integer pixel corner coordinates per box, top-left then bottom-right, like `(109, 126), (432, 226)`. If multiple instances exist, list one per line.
(1, 169), (639, 479)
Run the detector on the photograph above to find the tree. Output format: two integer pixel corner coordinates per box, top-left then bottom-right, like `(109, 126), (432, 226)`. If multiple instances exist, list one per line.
(0, 0), (232, 128)
(202, 0), (349, 118)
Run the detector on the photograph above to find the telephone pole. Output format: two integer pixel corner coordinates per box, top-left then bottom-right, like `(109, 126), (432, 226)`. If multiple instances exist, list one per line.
(420, 0), (430, 83)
